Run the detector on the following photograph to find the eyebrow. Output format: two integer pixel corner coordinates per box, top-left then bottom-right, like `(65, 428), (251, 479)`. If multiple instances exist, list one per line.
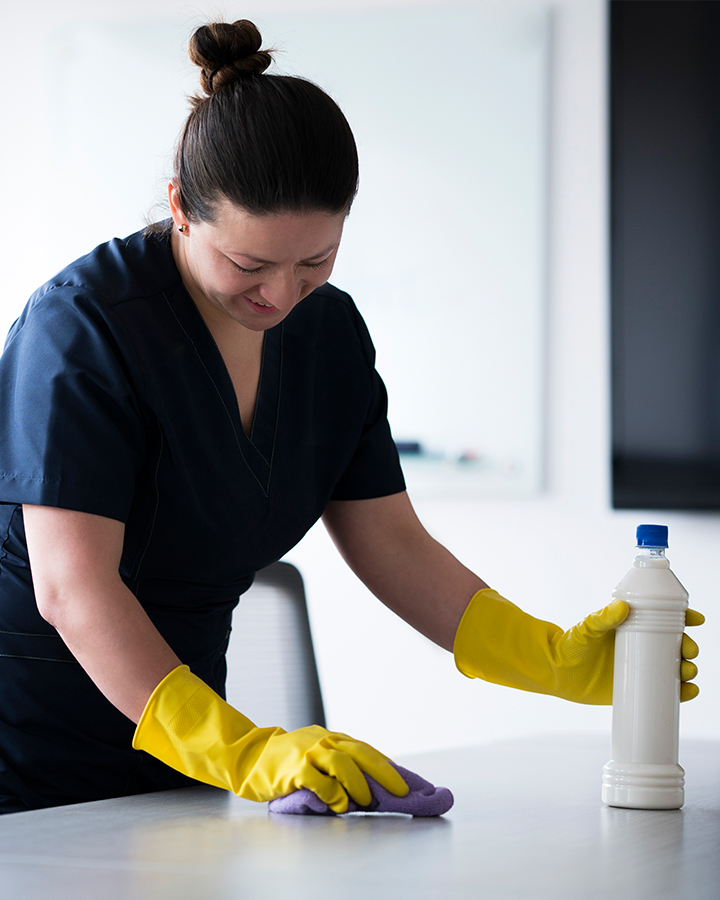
(233, 243), (338, 265)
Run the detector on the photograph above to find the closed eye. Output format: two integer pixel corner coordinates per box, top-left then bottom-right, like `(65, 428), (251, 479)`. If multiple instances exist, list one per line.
(233, 262), (263, 275)
(232, 256), (332, 275)
(304, 257), (331, 270)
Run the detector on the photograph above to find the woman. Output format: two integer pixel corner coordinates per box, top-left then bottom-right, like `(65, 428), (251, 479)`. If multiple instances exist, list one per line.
(0, 20), (701, 814)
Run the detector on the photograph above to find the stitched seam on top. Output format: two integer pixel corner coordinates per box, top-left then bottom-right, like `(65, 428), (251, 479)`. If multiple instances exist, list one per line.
(0, 629), (64, 637)
(0, 505), (17, 565)
(163, 291), (268, 497)
(264, 323), (284, 495)
(122, 752), (149, 797)
(131, 426), (163, 585)
(249, 331), (267, 448)
(0, 474), (60, 484)
(0, 653), (78, 663)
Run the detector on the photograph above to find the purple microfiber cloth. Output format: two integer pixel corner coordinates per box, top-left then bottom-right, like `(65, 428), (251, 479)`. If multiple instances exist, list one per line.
(268, 763), (453, 817)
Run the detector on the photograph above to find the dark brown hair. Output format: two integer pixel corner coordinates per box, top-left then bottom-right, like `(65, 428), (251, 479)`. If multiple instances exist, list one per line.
(173, 20), (359, 222)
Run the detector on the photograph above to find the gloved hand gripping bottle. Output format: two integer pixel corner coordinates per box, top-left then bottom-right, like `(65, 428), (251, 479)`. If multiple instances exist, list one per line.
(602, 525), (689, 810)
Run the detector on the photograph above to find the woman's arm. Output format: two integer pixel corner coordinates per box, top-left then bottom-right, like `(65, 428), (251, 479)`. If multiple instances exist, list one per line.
(23, 504), (408, 809)
(324, 492), (702, 704)
(23, 504), (181, 723)
(322, 491), (487, 651)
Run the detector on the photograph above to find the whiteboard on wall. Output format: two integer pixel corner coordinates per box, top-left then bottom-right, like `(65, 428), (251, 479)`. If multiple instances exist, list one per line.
(262, 5), (550, 497)
(2, 1), (549, 498)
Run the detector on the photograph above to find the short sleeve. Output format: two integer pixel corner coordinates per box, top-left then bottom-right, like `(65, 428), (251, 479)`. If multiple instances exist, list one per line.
(328, 304), (406, 501)
(0, 290), (146, 521)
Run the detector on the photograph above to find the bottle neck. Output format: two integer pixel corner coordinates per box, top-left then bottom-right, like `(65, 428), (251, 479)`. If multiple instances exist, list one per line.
(634, 546), (669, 568)
(636, 546), (666, 559)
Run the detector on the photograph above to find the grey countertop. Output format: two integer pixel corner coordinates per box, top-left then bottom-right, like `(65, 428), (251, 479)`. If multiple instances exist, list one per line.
(0, 734), (717, 900)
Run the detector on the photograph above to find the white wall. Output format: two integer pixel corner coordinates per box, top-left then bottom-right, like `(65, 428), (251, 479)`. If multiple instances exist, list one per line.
(286, 0), (720, 755)
(3, 0), (717, 756)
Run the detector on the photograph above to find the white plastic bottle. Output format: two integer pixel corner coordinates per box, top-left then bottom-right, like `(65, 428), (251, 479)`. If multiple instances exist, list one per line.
(602, 524), (688, 810)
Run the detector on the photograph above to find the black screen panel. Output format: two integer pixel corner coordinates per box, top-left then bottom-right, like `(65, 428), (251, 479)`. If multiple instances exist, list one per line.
(611, 0), (720, 509)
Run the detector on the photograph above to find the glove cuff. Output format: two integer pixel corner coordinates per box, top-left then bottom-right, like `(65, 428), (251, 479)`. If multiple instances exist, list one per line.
(132, 665), (259, 787)
(454, 589), (519, 680)
(453, 588), (562, 695)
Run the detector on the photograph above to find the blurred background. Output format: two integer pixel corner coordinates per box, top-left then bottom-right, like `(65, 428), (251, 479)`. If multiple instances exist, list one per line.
(1, 0), (717, 756)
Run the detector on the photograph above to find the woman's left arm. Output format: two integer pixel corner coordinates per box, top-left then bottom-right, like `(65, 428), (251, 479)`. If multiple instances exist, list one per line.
(322, 491), (487, 652)
(323, 491), (702, 704)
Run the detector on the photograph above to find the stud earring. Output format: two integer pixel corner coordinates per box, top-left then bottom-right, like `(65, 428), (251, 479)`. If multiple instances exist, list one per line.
(178, 224), (188, 234)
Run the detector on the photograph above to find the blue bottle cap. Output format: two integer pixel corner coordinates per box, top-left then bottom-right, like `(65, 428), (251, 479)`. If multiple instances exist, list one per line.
(636, 524), (668, 548)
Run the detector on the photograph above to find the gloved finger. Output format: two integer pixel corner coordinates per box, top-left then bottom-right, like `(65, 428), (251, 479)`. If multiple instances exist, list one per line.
(579, 600), (629, 638)
(686, 608), (705, 628)
(295, 763), (350, 813)
(680, 681), (699, 703)
(682, 632), (699, 660)
(681, 659), (698, 682)
(326, 737), (409, 797)
(307, 746), (374, 807)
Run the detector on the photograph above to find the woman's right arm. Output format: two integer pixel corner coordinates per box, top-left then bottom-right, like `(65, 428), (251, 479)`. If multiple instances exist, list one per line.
(22, 504), (408, 810)
(23, 504), (182, 724)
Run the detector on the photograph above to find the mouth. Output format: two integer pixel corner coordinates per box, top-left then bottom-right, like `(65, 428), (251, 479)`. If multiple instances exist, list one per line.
(245, 296), (277, 314)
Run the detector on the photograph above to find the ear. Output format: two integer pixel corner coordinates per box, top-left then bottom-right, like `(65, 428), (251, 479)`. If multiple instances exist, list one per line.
(168, 181), (189, 232)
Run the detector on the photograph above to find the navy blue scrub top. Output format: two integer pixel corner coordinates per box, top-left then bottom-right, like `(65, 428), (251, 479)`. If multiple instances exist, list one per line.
(0, 226), (405, 812)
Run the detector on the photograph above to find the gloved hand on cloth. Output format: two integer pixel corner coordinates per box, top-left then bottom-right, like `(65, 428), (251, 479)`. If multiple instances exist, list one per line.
(269, 761), (453, 816)
(133, 665), (451, 814)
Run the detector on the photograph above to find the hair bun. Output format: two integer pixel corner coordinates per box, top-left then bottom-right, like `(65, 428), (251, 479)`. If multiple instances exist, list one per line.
(189, 20), (273, 95)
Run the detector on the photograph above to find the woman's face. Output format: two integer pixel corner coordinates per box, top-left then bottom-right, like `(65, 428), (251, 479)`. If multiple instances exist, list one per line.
(169, 187), (345, 333)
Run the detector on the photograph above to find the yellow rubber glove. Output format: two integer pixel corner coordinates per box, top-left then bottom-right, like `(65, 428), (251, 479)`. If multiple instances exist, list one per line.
(454, 589), (703, 704)
(681, 607), (704, 700)
(132, 665), (408, 812)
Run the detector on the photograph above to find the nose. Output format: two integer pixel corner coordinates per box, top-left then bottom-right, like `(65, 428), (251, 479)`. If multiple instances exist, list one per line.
(258, 269), (305, 311)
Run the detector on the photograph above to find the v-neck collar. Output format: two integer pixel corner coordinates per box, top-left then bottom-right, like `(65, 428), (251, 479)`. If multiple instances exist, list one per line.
(164, 277), (283, 498)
